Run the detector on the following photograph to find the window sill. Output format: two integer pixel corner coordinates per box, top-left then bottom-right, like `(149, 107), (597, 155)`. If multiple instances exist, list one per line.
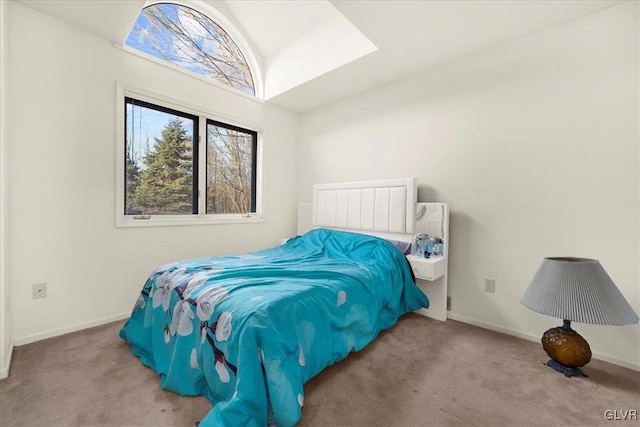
(115, 214), (264, 228)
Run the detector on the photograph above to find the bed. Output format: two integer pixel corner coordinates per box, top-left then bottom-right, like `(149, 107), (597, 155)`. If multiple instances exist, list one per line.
(119, 178), (429, 426)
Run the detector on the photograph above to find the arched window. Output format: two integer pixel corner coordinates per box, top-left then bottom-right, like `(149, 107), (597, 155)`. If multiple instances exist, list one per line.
(126, 2), (255, 95)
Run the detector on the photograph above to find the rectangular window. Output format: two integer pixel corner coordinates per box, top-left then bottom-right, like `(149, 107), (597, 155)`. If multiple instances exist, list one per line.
(119, 92), (260, 226)
(125, 98), (198, 215)
(206, 120), (257, 214)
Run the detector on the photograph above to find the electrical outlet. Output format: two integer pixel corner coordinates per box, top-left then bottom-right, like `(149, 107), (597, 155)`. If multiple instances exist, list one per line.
(484, 279), (496, 293)
(32, 282), (47, 299)
(447, 296), (452, 311)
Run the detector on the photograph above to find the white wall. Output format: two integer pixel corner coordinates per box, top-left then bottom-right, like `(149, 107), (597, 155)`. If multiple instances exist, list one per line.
(0, 0), (13, 379)
(298, 2), (640, 369)
(7, 2), (299, 343)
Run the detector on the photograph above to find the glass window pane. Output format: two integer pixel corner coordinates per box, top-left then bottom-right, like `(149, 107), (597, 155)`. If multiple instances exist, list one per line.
(125, 3), (255, 95)
(125, 99), (196, 215)
(207, 122), (256, 214)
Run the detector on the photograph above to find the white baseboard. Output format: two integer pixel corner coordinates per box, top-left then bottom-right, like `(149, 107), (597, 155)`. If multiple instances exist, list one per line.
(13, 312), (130, 347)
(0, 339), (13, 379)
(447, 312), (640, 372)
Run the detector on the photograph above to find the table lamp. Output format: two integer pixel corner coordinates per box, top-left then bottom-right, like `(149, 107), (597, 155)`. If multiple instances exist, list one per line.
(521, 257), (639, 377)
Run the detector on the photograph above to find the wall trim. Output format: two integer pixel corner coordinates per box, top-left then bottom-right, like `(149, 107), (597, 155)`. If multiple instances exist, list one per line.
(0, 0), (10, 384)
(0, 339), (13, 379)
(447, 312), (640, 372)
(12, 312), (130, 347)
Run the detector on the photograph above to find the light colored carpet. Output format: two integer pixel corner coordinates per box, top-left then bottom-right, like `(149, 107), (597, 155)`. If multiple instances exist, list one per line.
(0, 314), (637, 426)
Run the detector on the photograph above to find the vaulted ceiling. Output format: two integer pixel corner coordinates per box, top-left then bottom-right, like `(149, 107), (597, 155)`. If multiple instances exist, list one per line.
(14, 0), (624, 113)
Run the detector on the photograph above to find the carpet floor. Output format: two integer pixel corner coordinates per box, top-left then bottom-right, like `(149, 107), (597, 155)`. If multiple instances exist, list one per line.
(0, 314), (637, 426)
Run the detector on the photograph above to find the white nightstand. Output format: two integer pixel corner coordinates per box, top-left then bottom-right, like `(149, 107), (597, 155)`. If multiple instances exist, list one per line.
(410, 253), (448, 321)
(410, 202), (449, 322)
(406, 254), (446, 281)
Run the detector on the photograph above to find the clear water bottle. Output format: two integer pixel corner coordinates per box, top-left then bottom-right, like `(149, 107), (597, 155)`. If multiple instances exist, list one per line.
(413, 233), (430, 258)
(426, 236), (434, 257)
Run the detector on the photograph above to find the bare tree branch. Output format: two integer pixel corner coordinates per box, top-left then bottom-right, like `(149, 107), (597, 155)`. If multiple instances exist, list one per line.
(132, 4), (254, 94)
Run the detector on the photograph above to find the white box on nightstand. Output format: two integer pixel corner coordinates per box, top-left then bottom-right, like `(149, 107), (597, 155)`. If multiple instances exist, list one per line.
(406, 255), (446, 281)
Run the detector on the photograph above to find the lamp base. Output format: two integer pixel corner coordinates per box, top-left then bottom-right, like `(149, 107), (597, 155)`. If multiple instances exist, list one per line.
(540, 320), (592, 377)
(545, 359), (587, 378)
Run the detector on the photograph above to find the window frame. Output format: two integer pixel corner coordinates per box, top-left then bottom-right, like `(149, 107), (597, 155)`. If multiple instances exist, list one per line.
(120, 1), (264, 100)
(206, 119), (258, 215)
(115, 83), (263, 228)
(124, 96), (200, 215)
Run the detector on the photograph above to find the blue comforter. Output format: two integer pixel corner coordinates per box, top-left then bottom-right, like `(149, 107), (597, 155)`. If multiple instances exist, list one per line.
(120, 228), (429, 426)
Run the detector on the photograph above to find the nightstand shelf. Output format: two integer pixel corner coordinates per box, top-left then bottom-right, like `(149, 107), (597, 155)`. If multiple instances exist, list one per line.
(406, 254), (446, 281)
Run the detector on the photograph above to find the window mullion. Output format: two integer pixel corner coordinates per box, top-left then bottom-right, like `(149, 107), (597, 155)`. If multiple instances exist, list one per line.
(198, 117), (207, 216)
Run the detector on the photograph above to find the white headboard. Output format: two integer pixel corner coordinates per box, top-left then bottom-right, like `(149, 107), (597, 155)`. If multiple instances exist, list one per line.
(312, 178), (417, 235)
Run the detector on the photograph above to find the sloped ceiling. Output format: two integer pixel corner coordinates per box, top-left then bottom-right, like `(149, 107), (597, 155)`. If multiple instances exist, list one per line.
(12, 0), (625, 113)
(223, 0), (377, 100)
(224, 0), (337, 59)
(265, 0), (625, 112)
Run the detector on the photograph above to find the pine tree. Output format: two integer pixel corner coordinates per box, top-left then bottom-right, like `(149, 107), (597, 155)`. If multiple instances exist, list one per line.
(125, 148), (140, 214)
(135, 118), (193, 214)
